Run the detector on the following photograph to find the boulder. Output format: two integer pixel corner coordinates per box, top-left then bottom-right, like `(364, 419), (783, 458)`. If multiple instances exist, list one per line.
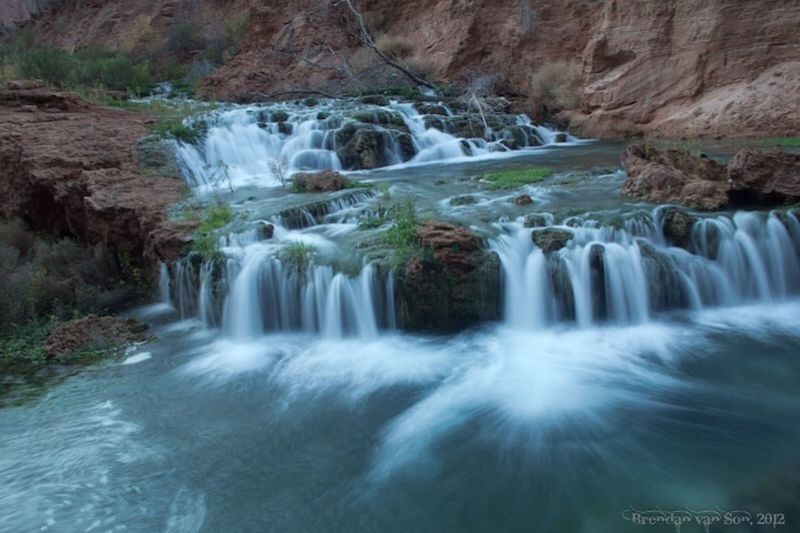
(553, 132), (568, 143)
(257, 222), (274, 240)
(727, 148), (800, 205)
(292, 170), (349, 192)
(531, 227), (574, 252)
(621, 144), (729, 210)
(659, 207), (696, 248)
(335, 124), (394, 169)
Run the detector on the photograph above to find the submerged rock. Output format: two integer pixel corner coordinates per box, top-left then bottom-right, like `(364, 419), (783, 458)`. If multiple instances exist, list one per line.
(450, 195), (478, 206)
(292, 170), (349, 192)
(531, 228), (574, 252)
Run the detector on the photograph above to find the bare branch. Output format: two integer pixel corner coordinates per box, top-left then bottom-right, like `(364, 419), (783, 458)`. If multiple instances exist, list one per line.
(334, 0), (438, 92)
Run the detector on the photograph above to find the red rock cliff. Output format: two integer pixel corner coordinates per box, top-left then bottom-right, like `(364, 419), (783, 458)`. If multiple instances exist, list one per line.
(5, 0), (800, 139)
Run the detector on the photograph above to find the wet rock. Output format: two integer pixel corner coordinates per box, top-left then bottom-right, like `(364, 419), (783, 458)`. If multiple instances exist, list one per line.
(292, 170), (349, 192)
(531, 227), (574, 252)
(276, 121), (293, 135)
(588, 244), (607, 321)
(257, 222), (274, 240)
(514, 194), (534, 206)
(637, 239), (684, 311)
(553, 132), (568, 143)
(137, 135), (184, 180)
(396, 222), (499, 330)
(727, 148), (800, 206)
(415, 102), (449, 116)
(621, 144), (729, 210)
(358, 94), (389, 106)
(336, 125), (393, 169)
(271, 110), (290, 122)
(450, 195), (478, 206)
(316, 111), (329, 120)
(44, 315), (148, 362)
(395, 132), (416, 161)
(501, 125), (528, 150)
(660, 207), (696, 248)
(523, 213), (552, 227)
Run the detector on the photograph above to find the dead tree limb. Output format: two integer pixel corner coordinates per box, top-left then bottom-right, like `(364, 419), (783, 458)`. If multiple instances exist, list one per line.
(334, 0), (438, 92)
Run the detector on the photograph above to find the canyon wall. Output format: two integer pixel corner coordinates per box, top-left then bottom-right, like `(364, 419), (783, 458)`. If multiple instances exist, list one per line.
(3, 0), (800, 138)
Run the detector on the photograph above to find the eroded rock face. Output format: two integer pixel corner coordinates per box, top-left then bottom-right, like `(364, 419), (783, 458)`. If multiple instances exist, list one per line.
(0, 84), (193, 271)
(621, 144), (729, 210)
(727, 148), (800, 206)
(292, 170), (349, 192)
(395, 222), (500, 330)
(622, 144), (800, 210)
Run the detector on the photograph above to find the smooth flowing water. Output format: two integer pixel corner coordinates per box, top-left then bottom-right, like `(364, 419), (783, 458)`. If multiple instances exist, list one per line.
(2, 100), (799, 533)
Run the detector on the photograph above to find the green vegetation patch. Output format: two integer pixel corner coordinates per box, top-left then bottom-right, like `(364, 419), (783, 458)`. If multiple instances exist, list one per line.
(481, 167), (555, 190)
(188, 204), (233, 256)
(754, 137), (800, 148)
(277, 242), (316, 269)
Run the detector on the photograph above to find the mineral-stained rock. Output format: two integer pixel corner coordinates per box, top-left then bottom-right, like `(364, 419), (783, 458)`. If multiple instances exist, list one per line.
(335, 123), (394, 170)
(727, 148), (800, 206)
(395, 222), (500, 330)
(621, 144), (729, 210)
(0, 85), (193, 272)
(292, 170), (349, 192)
(622, 144), (800, 210)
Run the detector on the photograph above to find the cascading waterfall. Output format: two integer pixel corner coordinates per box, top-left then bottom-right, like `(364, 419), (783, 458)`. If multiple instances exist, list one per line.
(174, 99), (572, 189)
(491, 209), (800, 329)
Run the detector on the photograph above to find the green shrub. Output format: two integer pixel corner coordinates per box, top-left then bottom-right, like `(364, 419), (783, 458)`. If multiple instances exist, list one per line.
(0, 219), (138, 331)
(278, 242), (316, 269)
(168, 21), (207, 54)
(529, 60), (582, 111)
(189, 205), (232, 256)
(19, 48), (76, 87)
(154, 118), (200, 143)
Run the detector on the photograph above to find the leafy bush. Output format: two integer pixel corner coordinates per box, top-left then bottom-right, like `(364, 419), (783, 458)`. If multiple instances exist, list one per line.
(278, 242), (316, 269)
(168, 21), (207, 54)
(154, 117), (201, 143)
(19, 48), (76, 87)
(0, 219), (139, 331)
(529, 60), (582, 111)
(376, 34), (415, 59)
(189, 205), (232, 256)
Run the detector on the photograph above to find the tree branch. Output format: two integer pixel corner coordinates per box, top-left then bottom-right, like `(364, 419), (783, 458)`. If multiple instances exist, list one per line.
(334, 0), (438, 92)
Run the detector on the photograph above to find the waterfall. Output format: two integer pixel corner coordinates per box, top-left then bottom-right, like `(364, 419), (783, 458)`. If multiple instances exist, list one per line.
(158, 261), (171, 305)
(174, 99), (570, 189)
(491, 210), (800, 329)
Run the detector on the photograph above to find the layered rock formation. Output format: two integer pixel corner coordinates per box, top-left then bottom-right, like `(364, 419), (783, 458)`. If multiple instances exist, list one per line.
(3, 0), (800, 138)
(0, 82), (194, 269)
(621, 144), (800, 210)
